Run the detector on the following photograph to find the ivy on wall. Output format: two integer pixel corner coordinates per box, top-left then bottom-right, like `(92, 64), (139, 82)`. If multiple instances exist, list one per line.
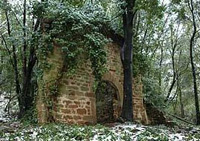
(35, 1), (109, 81)
(33, 2), (111, 121)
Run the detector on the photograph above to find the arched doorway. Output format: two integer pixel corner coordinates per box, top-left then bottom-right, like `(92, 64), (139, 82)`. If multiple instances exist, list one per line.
(95, 81), (120, 123)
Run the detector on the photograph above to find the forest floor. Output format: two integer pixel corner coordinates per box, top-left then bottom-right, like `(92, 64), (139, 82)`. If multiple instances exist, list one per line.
(1, 95), (200, 141)
(1, 116), (200, 141)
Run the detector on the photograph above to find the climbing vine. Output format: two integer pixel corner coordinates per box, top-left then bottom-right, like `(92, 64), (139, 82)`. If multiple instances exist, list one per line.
(35, 1), (109, 81)
(34, 1), (110, 121)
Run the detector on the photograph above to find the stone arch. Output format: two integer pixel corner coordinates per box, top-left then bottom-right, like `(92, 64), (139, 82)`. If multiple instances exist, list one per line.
(95, 80), (121, 123)
(101, 72), (123, 108)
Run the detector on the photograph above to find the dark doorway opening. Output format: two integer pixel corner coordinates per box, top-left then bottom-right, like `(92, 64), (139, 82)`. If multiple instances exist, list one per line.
(96, 81), (119, 123)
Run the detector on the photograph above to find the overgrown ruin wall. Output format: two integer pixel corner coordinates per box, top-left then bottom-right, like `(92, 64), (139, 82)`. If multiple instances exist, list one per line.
(37, 43), (149, 125)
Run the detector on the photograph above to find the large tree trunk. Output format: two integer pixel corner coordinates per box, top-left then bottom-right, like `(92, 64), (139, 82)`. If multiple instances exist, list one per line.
(120, 0), (136, 121)
(18, 0), (28, 118)
(188, 0), (200, 125)
(19, 0), (37, 117)
(23, 47), (37, 111)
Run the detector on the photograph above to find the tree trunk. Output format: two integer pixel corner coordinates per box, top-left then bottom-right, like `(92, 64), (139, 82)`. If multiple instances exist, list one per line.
(4, 0), (37, 118)
(188, 0), (200, 125)
(120, 0), (136, 122)
(4, 1), (22, 117)
(176, 71), (184, 118)
(23, 49), (37, 111)
(165, 27), (178, 102)
(179, 86), (184, 118)
(159, 46), (163, 88)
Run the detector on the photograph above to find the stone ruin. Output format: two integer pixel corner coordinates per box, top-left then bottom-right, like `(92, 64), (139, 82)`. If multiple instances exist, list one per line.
(36, 41), (149, 125)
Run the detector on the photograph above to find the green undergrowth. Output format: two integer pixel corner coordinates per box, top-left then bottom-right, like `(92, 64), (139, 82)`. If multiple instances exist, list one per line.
(1, 123), (200, 141)
(1, 123), (114, 141)
(20, 107), (38, 126)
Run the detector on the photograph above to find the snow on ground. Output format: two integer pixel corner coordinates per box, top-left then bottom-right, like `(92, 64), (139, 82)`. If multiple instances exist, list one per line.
(0, 93), (10, 122)
(0, 92), (18, 123)
(109, 124), (199, 141)
(1, 93), (200, 141)
(1, 122), (200, 141)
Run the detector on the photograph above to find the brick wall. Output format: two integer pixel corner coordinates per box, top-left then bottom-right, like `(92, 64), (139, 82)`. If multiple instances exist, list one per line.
(37, 43), (149, 125)
(132, 76), (149, 124)
(52, 60), (96, 125)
